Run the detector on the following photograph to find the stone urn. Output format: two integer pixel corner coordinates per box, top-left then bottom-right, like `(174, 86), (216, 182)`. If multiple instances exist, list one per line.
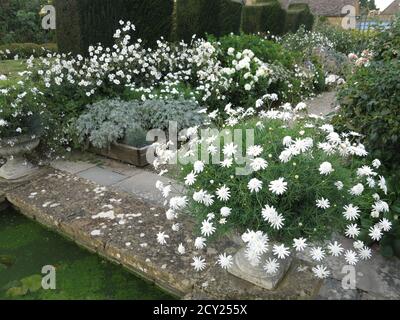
(0, 135), (40, 180)
(228, 246), (293, 290)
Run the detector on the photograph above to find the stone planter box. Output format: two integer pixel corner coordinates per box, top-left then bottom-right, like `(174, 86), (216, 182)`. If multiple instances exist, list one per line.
(90, 142), (151, 167)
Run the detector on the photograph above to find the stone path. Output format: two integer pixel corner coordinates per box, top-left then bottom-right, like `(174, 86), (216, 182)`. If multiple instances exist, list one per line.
(306, 91), (338, 117)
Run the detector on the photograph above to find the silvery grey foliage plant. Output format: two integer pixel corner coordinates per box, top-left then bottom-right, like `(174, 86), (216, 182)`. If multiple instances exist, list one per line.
(75, 99), (204, 149)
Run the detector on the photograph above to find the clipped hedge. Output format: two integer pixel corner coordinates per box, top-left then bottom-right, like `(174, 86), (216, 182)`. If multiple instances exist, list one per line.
(54, 0), (174, 54)
(0, 43), (58, 59)
(285, 4), (314, 33)
(242, 1), (286, 35)
(176, 0), (242, 42)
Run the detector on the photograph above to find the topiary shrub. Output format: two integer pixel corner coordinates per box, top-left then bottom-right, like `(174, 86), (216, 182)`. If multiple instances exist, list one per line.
(284, 4), (314, 33)
(176, 0), (242, 42)
(54, 0), (174, 55)
(241, 1), (286, 35)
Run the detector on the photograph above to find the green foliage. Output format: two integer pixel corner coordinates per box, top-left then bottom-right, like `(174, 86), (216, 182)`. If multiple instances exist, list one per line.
(284, 4), (314, 33)
(314, 23), (375, 55)
(0, 0), (55, 45)
(335, 15), (400, 168)
(176, 0), (242, 42)
(336, 59), (400, 167)
(370, 15), (400, 61)
(211, 33), (299, 69)
(241, 1), (286, 35)
(0, 43), (57, 59)
(54, 0), (174, 54)
(75, 99), (205, 149)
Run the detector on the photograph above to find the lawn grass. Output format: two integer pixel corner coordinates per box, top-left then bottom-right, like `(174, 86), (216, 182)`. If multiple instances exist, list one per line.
(0, 59), (27, 88)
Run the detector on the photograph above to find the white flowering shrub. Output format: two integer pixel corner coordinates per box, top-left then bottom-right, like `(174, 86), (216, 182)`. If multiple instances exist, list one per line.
(154, 105), (393, 278)
(1, 21), (326, 153)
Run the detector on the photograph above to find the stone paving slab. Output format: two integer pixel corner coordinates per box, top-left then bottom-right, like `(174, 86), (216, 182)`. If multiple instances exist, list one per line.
(296, 236), (400, 300)
(316, 278), (360, 300)
(114, 172), (184, 206)
(50, 160), (97, 174)
(306, 91), (337, 117)
(4, 168), (321, 299)
(77, 166), (128, 186)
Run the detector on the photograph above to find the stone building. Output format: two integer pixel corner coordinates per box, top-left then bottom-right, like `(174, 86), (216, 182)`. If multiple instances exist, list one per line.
(245, 0), (360, 27)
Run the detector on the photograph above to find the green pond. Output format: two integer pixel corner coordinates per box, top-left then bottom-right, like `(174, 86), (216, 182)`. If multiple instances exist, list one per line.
(0, 208), (174, 300)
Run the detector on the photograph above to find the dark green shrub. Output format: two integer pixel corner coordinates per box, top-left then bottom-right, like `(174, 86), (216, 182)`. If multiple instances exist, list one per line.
(209, 33), (299, 69)
(284, 4), (314, 33)
(336, 59), (400, 167)
(370, 15), (400, 61)
(176, 0), (242, 42)
(0, 0), (55, 45)
(0, 43), (57, 59)
(241, 1), (286, 35)
(54, 0), (174, 54)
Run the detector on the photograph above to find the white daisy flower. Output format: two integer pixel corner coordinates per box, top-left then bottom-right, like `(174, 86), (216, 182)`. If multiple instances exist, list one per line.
(379, 218), (392, 232)
(293, 238), (308, 251)
(193, 161), (205, 173)
(221, 158), (233, 168)
(344, 250), (359, 265)
(185, 171), (197, 186)
(272, 244), (290, 259)
(372, 159), (381, 169)
(248, 178), (263, 193)
(178, 243), (186, 255)
(247, 145), (263, 157)
(343, 204), (360, 221)
(312, 265), (330, 279)
(345, 224), (360, 238)
(201, 219), (216, 237)
(250, 158), (268, 171)
(194, 237), (207, 250)
(263, 258), (280, 275)
(327, 241), (344, 257)
(220, 207), (231, 217)
(191, 256), (206, 272)
(316, 198), (330, 209)
(157, 232), (169, 245)
(217, 253), (233, 270)
(319, 162), (334, 175)
(223, 142), (238, 157)
(335, 181), (344, 190)
(268, 178), (288, 195)
(310, 247), (325, 261)
(216, 185), (231, 201)
(369, 225), (383, 241)
(358, 246), (372, 260)
(349, 183), (364, 196)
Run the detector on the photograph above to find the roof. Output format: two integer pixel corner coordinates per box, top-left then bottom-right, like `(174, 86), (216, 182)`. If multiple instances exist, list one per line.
(279, 0), (359, 17)
(381, 0), (400, 15)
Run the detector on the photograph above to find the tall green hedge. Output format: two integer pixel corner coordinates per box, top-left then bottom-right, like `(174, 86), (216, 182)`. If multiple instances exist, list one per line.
(284, 4), (314, 33)
(55, 0), (174, 54)
(176, 0), (242, 42)
(242, 1), (286, 35)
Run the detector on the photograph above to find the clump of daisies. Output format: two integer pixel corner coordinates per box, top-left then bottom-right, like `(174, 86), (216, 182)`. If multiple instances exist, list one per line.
(153, 105), (393, 278)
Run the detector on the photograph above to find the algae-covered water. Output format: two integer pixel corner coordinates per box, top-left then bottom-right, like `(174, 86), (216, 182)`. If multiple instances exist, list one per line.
(0, 209), (174, 300)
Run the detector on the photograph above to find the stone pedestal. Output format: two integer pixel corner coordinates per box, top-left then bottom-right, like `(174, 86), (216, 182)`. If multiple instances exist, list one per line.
(228, 247), (292, 290)
(0, 136), (40, 180)
(0, 156), (38, 180)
